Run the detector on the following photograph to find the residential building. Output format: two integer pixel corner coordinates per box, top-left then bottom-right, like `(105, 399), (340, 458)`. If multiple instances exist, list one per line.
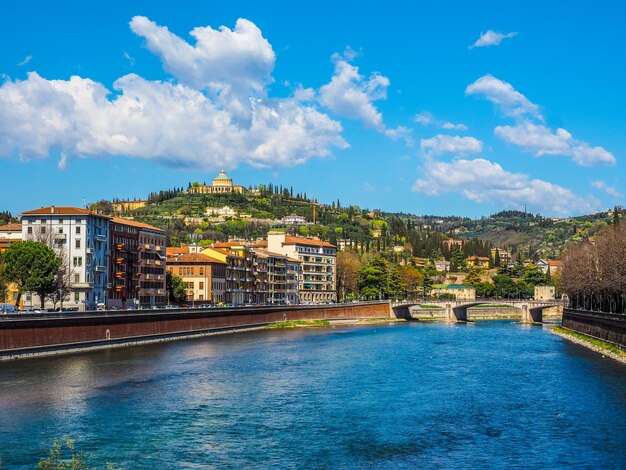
(490, 248), (512, 265)
(251, 248), (301, 304)
(201, 245), (254, 305)
(0, 223), (22, 254)
(205, 206), (238, 218)
(267, 232), (336, 303)
(443, 239), (464, 250)
(535, 259), (563, 275)
(534, 285), (556, 301)
(432, 284), (476, 301)
(20, 206), (111, 311)
(136, 222), (167, 307)
(278, 214), (307, 226)
(110, 200), (147, 212)
(189, 170), (245, 194)
(435, 260), (450, 272)
(167, 253), (226, 304)
(108, 217), (166, 308)
(466, 256), (490, 269)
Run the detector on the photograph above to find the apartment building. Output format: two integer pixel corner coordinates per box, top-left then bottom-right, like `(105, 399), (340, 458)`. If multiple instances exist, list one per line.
(201, 245), (254, 305)
(166, 253), (226, 304)
(251, 248), (301, 304)
(20, 206), (110, 310)
(108, 217), (166, 308)
(0, 223), (22, 254)
(267, 232), (336, 303)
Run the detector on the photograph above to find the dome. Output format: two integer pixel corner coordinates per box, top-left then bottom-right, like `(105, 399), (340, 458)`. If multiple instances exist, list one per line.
(212, 170), (233, 187)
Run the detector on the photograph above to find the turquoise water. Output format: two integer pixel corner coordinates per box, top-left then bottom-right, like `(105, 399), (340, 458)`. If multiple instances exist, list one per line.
(1, 321), (626, 468)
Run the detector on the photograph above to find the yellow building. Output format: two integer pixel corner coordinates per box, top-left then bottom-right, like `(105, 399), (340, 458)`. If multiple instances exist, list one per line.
(189, 170), (245, 194)
(466, 256), (490, 269)
(111, 200), (148, 212)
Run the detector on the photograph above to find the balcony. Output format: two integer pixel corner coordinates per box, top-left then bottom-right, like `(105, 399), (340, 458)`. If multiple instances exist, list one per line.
(96, 234), (107, 242)
(86, 247), (92, 254)
(115, 258), (124, 264)
(95, 265), (106, 272)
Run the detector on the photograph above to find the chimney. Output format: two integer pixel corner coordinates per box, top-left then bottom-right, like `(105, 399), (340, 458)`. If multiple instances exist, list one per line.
(51, 206), (55, 214)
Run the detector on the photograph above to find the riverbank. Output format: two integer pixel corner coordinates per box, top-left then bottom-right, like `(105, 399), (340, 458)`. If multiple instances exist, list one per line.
(0, 302), (392, 361)
(551, 326), (626, 365)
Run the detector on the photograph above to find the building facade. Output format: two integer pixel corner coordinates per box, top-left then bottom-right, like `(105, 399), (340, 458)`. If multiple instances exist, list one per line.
(267, 232), (336, 303)
(20, 206), (110, 311)
(167, 253), (226, 304)
(189, 170), (245, 195)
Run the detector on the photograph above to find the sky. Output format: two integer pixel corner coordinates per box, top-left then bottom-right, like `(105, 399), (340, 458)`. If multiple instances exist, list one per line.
(1, 1), (625, 218)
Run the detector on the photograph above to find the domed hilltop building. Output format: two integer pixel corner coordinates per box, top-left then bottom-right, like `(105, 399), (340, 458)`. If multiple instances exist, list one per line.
(189, 170), (245, 194)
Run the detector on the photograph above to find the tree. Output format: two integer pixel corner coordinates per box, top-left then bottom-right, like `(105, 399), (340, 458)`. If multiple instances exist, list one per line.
(421, 265), (437, 298)
(336, 251), (361, 301)
(522, 264), (547, 287)
(3, 241), (60, 308)
(357, 255), (401, 300)
(464, 269), (482, 286)
(166, 272), (186, 305)
(398, 266), (423, 300)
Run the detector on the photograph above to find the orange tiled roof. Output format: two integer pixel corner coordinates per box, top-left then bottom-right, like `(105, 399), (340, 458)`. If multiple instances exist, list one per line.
(547, 260), (563, 266)
(20, 206), (110, 218)
(166, 247), (191, 256)
(213, 241), (248, 248)
(284, 236), (336, 248)
(0, 223), (22, 232)
(167, 253), (226, 264)
(111, 216), (163, 233)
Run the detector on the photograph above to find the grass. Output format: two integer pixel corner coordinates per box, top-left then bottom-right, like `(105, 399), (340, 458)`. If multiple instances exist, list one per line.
(472, 304), (517, 308)
(266, 320), (330, 329)
(552, 326), (626, 357)
(419, 304), (444, 309)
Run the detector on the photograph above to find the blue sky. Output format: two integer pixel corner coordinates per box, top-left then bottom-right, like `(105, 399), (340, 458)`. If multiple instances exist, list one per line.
(1, 1), (624, 217)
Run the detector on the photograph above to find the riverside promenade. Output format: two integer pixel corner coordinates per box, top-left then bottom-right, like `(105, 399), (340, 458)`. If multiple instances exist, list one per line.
(0, 301), (392, 360)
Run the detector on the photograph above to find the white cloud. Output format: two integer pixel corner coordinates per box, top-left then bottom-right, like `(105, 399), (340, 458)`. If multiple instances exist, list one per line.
(130, 16), (274, 96)
(468, 74), (616, 167)
(495, 122), (616, 166)
(470, 30), (517, 49)
(466, 74), (542, 120)
(414, 112), (467, 131)
(420, 135), (482, 157)
(442, 122), (468, 131)
(17, 55), (32, 67)
(412, 157), (599, 216)
(591, 180), (623, 198)
(0, 18), (349, 169)
(123, 51), (135, 66)
(319, 53), (389, 131)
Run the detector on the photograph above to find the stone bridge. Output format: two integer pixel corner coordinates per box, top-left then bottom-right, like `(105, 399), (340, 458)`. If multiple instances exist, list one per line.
(391, 300), (562, 324)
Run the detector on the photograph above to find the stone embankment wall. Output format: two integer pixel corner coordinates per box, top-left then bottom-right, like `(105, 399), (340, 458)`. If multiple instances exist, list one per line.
(467, 308), (520, 320)
(0, 302), (391, 359)
(562, 309), (626, 348)
(410, 309), (447, 320)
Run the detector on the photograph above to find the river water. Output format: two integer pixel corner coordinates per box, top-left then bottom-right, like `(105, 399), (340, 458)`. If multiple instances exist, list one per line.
(1, 321), (626, 468)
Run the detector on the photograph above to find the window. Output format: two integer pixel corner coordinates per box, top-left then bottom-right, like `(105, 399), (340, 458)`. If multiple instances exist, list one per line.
(27, 227), (32, 234)
(199, 282), (204, 290)
(58, 227), (63, 234)
(75, 239), (81, 249)
(76, 226), (81, 234)
(73, 257), (83, 267)
(40, 226), (46, 234)
(74, 292), (80, 302)
(74, 274), (80, 283)
(199, 267), (204, 275)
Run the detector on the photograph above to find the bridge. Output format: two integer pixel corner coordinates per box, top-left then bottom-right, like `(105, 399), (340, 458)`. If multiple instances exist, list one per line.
(391, 300), (563, 324)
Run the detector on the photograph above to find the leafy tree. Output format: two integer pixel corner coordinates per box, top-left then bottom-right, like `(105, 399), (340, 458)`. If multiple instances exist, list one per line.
(464, 269), (482, 286)
(336, 251), (362, 301)
(522, 264), (547, 287)
(421, 265), (437, 298)
(397, 265), (423, 300)
(357, 255), (401, 300)
(166, 272), (186, 305)
(3, 241), (60, 308)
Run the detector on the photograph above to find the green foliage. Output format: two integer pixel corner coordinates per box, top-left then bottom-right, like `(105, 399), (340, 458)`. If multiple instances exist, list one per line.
(266, 320), (330, 328)
(3, 241), (61, 308)
(166, 272), (186, 305)
(464, 269), (482, 286)
(36, 436), (118, 470)
(357, 255), (402, 300)
(522, 264), (547, 287)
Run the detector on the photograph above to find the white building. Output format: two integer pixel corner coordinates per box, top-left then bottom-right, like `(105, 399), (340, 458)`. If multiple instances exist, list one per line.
(267, 232), (336, 303)
(20, 206), (110, 311)
(279, 214), (307, 226)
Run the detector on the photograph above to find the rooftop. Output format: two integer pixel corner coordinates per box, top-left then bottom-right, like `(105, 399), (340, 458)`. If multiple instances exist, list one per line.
(0, 223), (22, 232)
(111, 217), (163, 233)
(21, 206), (111, 219)
(167, 253), (226, 264)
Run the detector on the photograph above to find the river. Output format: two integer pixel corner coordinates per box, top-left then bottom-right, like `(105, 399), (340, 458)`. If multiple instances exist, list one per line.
(1, 321), (626, 468)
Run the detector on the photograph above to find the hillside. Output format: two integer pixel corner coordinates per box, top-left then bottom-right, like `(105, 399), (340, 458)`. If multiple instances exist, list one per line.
(88, 186), (617, 261)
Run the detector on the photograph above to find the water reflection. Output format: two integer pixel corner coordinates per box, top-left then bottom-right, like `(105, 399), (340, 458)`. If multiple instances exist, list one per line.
(0, 322), (625, 468)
